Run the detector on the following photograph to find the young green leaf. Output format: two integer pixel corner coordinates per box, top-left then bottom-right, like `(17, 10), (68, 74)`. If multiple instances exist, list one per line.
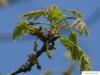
(13, 25), (23, 40)
(60, 35), (75, 49)
(47, 9), (64, 21)
(70, 18), (89, 36)
(76, 18), (86, 35)
(69, 31), (77, 44)
(21, 10), (45, 20)
(84, 26), (90, 36)
(44, 5), (58, 15)
(28, 22), (35, 25)
(13, 21), (35, 40)
(80, 55), (91, 71)
(17, 20), (26, 25)
(66, 10), (82, 18)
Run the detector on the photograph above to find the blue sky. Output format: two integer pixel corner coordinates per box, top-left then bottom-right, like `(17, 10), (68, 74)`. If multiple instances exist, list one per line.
(0, 0), (100, 75)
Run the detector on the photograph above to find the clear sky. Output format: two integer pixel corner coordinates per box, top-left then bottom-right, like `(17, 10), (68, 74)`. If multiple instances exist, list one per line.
(0, 0), (100, 75)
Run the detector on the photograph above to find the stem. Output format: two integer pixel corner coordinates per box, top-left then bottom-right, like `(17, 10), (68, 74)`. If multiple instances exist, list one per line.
(57, 17), (76, 24)
(9, 32), (59, 75)
(34, 22), (50, 26)
(9, 42), (47, 75)
(26, 26), (46, 41)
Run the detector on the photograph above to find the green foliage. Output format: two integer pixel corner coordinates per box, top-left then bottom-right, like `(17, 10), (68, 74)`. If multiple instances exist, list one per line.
(69, 31), (77, 44)
(13, 21), (35, 40)
(11, 5), (91, 75)
(80, 55), (91, 71)
(44, 5), (58, 14)
(66, 9), (82, 18)
(47, 9), (64, 22)
(20, 10), (45, 20)
(60, 34), (91, 71)
(70, 18), (90, 36)
(60, 35), (75, 49)
(85, 26), (90, 36)
(13, 21), (28, 40)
